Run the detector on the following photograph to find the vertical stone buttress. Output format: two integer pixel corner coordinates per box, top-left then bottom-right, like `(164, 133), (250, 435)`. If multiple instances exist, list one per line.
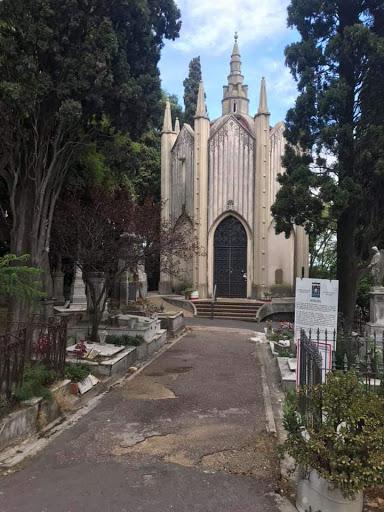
(253, 78), (271, 298)
(159, 100), (177, 294)
(193, 82), (210, 297)
(295, 226), (309, 279)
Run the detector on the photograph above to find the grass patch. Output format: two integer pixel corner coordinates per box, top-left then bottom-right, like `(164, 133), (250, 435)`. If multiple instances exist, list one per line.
(14, 363), (57, 402)
(65, 362), (91, 383)
(105, 334), (144, 347)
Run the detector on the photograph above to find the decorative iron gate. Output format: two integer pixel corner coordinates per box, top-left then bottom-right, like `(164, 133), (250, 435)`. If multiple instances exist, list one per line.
(214, 216), (247, 298)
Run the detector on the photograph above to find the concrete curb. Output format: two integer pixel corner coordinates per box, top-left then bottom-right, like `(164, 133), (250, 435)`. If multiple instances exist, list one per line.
(260, 364), (277, 434)
(162, 296), (197, 316)
(0, 331), (187, 469)
(268, 493), (298, 512)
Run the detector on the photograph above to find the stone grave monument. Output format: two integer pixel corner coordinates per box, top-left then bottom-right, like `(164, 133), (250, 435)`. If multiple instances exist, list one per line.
(367, 246), (384, 335)
(71, 265), (87, 306)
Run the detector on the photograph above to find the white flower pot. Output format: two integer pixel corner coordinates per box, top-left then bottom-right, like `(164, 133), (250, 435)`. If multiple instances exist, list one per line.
(296, 468), (363, 512)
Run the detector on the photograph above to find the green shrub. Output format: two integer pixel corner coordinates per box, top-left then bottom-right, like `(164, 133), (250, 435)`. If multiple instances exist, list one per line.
(65, 363), (90, 383)
(181, 287), (195, 299)
(105, 334), (144, 347)
(105, 334), (121, 345)
(14, 363), (57, 402)
(281, 371), (384, 498)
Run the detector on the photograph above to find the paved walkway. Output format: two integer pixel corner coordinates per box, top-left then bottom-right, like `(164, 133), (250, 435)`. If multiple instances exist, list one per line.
(0, 329), (280, 512)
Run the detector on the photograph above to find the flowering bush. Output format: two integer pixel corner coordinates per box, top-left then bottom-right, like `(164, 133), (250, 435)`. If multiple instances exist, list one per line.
(74, 340), (87, 359)
(33, 335), (51, 355)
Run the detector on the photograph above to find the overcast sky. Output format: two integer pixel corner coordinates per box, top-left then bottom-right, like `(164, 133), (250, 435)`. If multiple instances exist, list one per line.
(159, 0), (300, 127)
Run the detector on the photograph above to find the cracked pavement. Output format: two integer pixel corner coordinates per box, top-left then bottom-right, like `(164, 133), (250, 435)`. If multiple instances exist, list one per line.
(0, 328), (281, 512)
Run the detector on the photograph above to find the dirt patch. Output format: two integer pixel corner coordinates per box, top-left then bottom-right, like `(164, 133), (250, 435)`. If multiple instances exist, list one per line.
(113, 427), (278, 482)
(145, 367), (193, 377)
(200, 432), (279, 479)
(164, 367), (193, 375)
(114, 433), (178, 457)
(120, 376), (176, 400)
(163, 451), (195, 467)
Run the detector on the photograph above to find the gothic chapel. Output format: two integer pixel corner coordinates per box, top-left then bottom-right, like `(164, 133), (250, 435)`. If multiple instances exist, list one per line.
(159, 35), (309, 299)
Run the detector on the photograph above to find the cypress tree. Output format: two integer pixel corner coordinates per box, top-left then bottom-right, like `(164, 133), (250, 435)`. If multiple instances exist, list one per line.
(271, 0), (384, 331)
(183, 56), (203, 126)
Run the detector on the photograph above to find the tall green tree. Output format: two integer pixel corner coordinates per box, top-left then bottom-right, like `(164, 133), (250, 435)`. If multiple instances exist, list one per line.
(183, 56), (202, 126)
(0, 0), (181, 297)
(271, 0), (384, 330)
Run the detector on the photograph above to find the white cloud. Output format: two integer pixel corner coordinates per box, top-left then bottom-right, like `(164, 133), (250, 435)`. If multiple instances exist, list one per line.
(175, 0), (290, 54)
(271, 67), (297, 107)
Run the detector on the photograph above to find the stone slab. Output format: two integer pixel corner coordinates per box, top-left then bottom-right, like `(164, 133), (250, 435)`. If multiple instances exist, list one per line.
(54, 305), (87, 314)
(159, 312), (185, 338)
(269, 341), (279, 356)
(78, 375), (96, 395)
(288, 358), (297, 371)
(66, 342), (125, 358)
(277, 356), (296, 392)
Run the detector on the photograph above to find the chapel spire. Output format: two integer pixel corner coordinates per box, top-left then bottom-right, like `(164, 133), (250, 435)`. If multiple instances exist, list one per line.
(257, 77), (270, 115)
(195, 81), (208, 118)
(222, 33), (249, 116)
(229, 32), (242, 79)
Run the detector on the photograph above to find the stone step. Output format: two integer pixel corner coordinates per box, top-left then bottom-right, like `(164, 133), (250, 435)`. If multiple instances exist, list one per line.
(197, 311), (257, 318)
(194, 299), (263, 320)
(196, 314), (257, 321)
(196, 311), (259, 318)
(195, 305), (260, 311)
(194, 301), (262, 305)
(195, 304), (260, 311)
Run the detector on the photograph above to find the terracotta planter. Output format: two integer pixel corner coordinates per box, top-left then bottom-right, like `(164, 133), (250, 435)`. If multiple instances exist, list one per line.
(69, 382), (79, 395)
(296, 468), (363, 512)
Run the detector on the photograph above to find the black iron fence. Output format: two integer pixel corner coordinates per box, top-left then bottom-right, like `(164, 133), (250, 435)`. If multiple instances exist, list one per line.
(298, 328), (384, 418)
(0, 316), (67, 400)
(0, 328), (27, 401)
(299, 328), (384, 383)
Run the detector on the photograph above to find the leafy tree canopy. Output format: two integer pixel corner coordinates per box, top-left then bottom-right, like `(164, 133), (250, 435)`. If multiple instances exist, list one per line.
(0, 0), (181, 277)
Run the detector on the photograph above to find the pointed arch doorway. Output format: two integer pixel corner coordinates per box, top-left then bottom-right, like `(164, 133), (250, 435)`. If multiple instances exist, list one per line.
(214, 216), (247, 298)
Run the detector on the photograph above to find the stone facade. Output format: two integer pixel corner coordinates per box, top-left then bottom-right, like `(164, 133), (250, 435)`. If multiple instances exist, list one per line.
(159, 35), (309, 299)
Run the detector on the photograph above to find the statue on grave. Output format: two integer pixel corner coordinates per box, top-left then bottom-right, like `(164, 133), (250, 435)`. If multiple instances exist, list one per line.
(368, 246), (383, 288)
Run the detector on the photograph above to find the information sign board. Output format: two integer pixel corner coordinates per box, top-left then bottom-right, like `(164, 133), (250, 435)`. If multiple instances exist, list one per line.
(295, 278), (339, 350)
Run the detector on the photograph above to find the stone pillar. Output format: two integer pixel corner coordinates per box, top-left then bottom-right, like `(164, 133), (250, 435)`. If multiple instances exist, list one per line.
(120, 271), (136, 305)
(367, 287), (384, 336)
(53, 269), (65, 305)
(86, 272), (106, 312)
(159, 100), (177, 294)
(253, 78), (271, 298)
(295, 226), (309, 280)
(137, 264), (148, 299)
(193, 82), (210, 298)
(71, 265), (87, 305)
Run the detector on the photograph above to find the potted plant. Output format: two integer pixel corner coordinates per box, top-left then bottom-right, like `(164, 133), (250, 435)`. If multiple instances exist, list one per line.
(65, 363), (91, 395)
(261, 291), (272, 302)
(281, 371), (384, 512)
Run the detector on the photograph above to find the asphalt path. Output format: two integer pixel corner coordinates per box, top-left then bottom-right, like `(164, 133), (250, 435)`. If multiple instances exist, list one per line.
(0, 329), (280, 512)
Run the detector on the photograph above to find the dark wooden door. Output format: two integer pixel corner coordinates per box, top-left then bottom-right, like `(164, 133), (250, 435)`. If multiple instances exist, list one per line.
(214, 216), (247, 298)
